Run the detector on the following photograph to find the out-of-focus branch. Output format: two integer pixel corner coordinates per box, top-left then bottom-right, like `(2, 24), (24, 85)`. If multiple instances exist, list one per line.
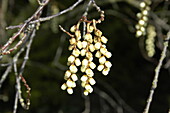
(143, 31), (170, 113)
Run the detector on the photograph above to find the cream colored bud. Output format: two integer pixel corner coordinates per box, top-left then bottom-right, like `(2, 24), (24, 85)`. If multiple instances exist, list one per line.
(68, 45), (74, 51)
(77, 41), (82, 49)
(136, 30), (143, 37)
(100, 47), (107, 55)
(139, 20), (145, 25)
(85, 84), (93, 93)
(89, 26), (94, 33)
(140, 26), (145, 32)
(81, 49), (86, 56)
(142, 10), (148, 16)
(82, 41), (88, 48)
(75, 30), (81, 39)
(68, 55), (75, 64)
(70, 25), (76, 32)
(95, 29), (102, 37)
(89, 77), (96, 85)
(97, 64), (104, 71)
(82, 59), (89, 66)
(64, 70), (71, 79)
(71, 74), (78, 81)
(95, 51), (102, 58)
(85, 33), (93, 43)
(99, 56), (106, 64)
(102, 68), (110, 76)
(75, 58), (81, 66)
(69, 64), (78, 73)
(71, 81), (76, 88)
(81, 75), (88, 82)
(105, 61), (112, 68)
(86, 52), (93, 60)
(67, 87), (73, 94)
(81, 82), (86, 87)
(84, 90), (89, 96)
(66, 79), (73, 87)
(69, 38), (76, 45)
(95, 42), (101, 50)
(89, 44), (95, 52)
(136, 13), (142, 18)
(81, 65), (87, 72)
(72, 48), (80, 57)
(89, 62), (96, 69)
(85, 68), (94, 77)
(143, 16), (148, 21)
(140, 2), (146, 8)
(101, 36), (108, 44)
(61, 83), (67, 90)
(105, 51), (112, 58)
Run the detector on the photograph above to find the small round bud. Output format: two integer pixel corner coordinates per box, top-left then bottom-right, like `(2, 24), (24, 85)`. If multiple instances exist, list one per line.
(84, 90), (89, 96)
(67, 87), (73, 94)
(100, 47), (107, 55)
(61, 83), (67, 90)
(75, 58), (81, 66)
(86, 52), (93, 60)
(85, 68), (94, 77)
(97, 64), (104, 71)
(89, 26), (94, 33)
(81, 49), (86, 56)
(81, 75), (88, 82)
(82, 41), (88, 48)
(142, 10), (148, 16)
(95, 42), (102, 50)
(85, 33), (93, 43)
(66, 79), (73, 87)
(85, 84), (93, 93)
(69, 64), (78, 73)
(136, 30), (143, 37)
(139, 20), (145, 25)
(68, 45), (74, 51)
(105, 51), (112, 58)
(89, 77), (96, 85)
(70, 25), (76, 32)
(99, 56), (106, 64)
(69, 38), (76, 45)
(101, 36), (108, 44)
(102, 68), (110, 76)
(64, 70), (72, 79)
(75, 30), (81, 39)
(95, 51), (102, 58)
(71, 74), (78, 81)
(140, 2), (146, 8)
(72, 48), (80, 57)
(89, 44), (95, 52)
(77, 41), (82, 49)
(105, 61), (112, 68)
(95, 29), (102, 37)
(82, 59), (89, 66)
(81, 65), (87, 72)
(68, 55), (75, 64)
(89, 62), (96, 69)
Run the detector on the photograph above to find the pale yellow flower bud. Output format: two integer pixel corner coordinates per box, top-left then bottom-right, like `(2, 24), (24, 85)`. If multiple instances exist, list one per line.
(99, 56), (106, 64)
(89, 61), (96, 69)
(140, 2), (146, 8)
(101, 36), (108, 44)
(102, 68), (110, 76)
(100, 47), (107, 55)
(81, 65), (87, 72)
(82, 59), (89, 66)
(69, 64), (78, 73)
(89, 77), (96, 85)
(72, 48), (80, 57)
(81, 49), (86, 56)
(105, 51), (112, 58)
(68, 45), (74, 51)
(89, 44), (95, 52)
(61, 83), (67, 90)
(97, 64), (104, 71)
(70, 25), (76, 32)
(82, 41), (88, 48)
(75, 30), (81, 39)
(81, 81), (86, 87)
(64, 70), (71, 79)
(85, 33), (93, 43)
(81, 75), (88, 82)
(84, 90), (89, 96)
(139, 20), (145, 25)
(77, 41), (82, 49)
(71, 74), (78, 81)
(95, 29), (102, 37)
(67, 87), (73, 94)
(89, 26), (94, 33)
(68, 55), (75, 64)
(75, 58), (81, 66)
(94, 42), (102, 50)
(105, 61), (112, 68)
(66, 79), (73, 87)
(95, 51), (102, 58)
(86, 52), (93, 60)
(69, 38), (76, 45)
(85, 84), (93, 93)
(85, 68), (94, 77)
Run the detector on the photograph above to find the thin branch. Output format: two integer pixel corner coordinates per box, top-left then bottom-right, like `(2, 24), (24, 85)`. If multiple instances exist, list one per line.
(31, 0), (83, 24)
(143, 31), (170, 113)
(13, 91), (19, 113)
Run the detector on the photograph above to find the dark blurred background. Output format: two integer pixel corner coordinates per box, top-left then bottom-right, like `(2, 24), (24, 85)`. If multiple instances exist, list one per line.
(0, 0), (170, 113)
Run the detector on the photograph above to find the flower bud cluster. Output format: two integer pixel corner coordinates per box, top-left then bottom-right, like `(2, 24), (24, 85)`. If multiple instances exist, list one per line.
(61, 12), (112, 96)
(136, 1), (151, 37)
(145, 25), (156, 57)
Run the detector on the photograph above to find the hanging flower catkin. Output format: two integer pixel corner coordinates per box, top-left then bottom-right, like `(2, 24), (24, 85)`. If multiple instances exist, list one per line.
(136, 0), (151, 37)
(60, 6), (112, 96)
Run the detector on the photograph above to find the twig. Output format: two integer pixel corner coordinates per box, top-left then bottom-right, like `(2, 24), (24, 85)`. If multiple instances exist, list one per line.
(13, 91), (19, 113)
(31, 0), (84, 24)
(143, 31), (170, 113)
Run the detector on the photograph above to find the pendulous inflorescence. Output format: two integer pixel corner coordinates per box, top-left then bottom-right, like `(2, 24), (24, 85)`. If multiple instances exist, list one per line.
(60, 10), (112, 96)
(136, 0), (151, 37)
